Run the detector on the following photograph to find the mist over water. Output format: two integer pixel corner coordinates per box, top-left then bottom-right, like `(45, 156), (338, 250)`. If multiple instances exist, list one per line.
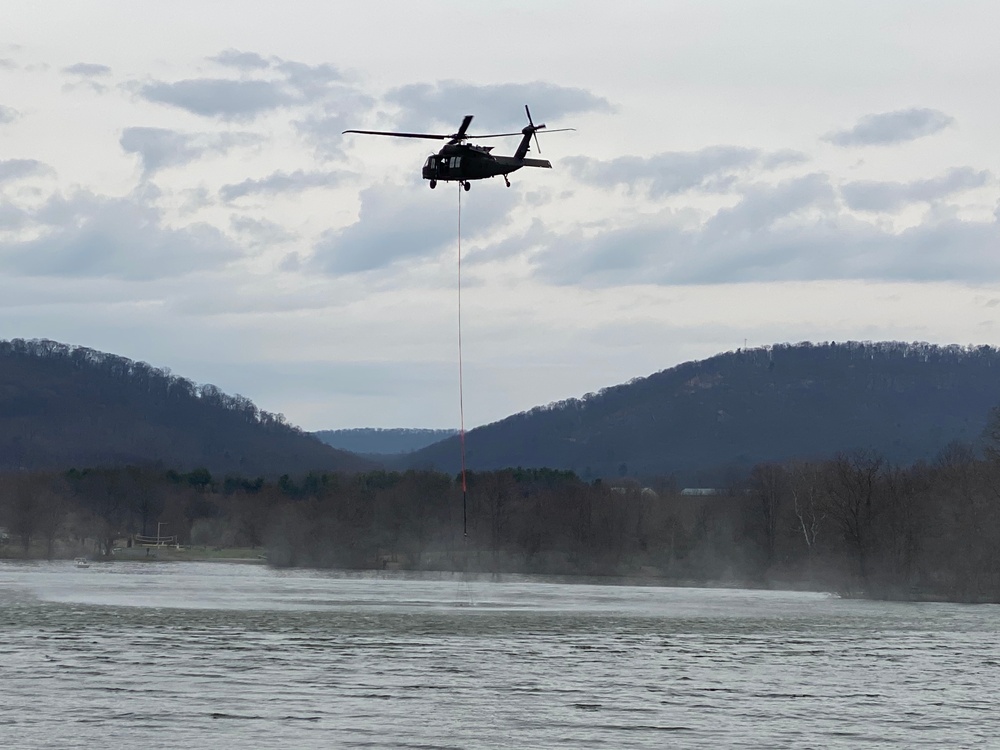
(1, 562), (997, 748)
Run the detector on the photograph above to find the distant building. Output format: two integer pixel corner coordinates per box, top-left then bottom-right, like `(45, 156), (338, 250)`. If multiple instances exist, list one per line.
(680, 488), (720, 496)
(609, 484), (659, 498)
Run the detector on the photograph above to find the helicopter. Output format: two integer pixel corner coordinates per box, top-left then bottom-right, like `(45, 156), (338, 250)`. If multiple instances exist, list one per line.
(342, 105), (573, 190)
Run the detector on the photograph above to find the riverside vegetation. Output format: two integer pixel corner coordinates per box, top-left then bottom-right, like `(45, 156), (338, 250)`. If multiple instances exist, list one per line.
(2, 436), (1000, 602)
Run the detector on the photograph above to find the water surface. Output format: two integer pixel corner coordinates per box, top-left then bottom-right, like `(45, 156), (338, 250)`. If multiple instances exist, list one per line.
(1, 561), (996, 748)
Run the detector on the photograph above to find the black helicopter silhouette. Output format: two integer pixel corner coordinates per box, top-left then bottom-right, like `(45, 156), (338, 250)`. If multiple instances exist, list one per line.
(342, 106), (573, 190)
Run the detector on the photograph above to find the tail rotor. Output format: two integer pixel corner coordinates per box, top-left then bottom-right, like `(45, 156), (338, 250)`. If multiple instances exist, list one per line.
(525, 104), (546, 153)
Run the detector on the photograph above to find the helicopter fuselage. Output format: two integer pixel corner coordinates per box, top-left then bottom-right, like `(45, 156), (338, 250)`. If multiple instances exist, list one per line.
(342, 107), (569, 190)
(422, 143), (550, 187)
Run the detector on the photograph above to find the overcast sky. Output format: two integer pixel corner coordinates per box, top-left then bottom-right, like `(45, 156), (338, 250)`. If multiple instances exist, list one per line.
(3, 1), (999, 431)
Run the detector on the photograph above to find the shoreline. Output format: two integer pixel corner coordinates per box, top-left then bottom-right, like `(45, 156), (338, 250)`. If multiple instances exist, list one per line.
(4, 552), (995, 604)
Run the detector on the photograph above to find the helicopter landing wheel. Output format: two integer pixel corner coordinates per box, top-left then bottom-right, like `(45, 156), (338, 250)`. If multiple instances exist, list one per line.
(463, 181), (471, 192)
(503, 176), (510, 187)
(429, 180), (437, 189)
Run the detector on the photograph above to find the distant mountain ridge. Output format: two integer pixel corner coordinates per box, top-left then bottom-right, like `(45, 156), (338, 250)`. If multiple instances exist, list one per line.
(314, 428), (456, 455)
(0, 338), (370, 475)
(403, 341), (1000, 483)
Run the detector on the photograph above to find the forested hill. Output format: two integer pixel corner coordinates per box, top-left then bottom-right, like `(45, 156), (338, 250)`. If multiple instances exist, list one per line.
(314, 428), (457, 456)
(0, 338), (370, 475)
(404, 342), (1000, 483)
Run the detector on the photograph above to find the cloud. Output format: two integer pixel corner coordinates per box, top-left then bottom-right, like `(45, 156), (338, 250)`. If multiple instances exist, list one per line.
(385, 80), (613, 131)
(137, 54), (351, 121)
(208, 50), (345, 94)
(295, 100), (376, 159)
(0, 105), (18, 124)
(825, 108), (955, 147)
(120, 127), (262, 176)
(274, 60), (344, 99)
(565, 146), (807, 198)
(139, 78), (297, 120)
(0, 202), (27, 231)
(0, 159), (54, 183)
(842, 167), (993, 212)
(465, 218), (550, 265)
(312, 183), (518, 274)
(523, 174), (1000, 286)
(705, 174), (836, 234)
(220, 169), (346, 201)
(294, 112), (349, 157)
(60, 62), (113, 92)
(230, 215), (297, 247)
(0, 191), (242, 280)
(62, 62), (111, 77)
(210, 49), (271, 71)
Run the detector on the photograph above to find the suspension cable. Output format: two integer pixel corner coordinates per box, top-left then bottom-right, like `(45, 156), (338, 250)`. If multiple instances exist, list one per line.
(457, 183), (467, 538)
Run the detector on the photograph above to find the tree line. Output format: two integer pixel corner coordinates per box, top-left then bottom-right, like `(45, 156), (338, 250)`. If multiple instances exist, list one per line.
(3, 423), (1000, 601)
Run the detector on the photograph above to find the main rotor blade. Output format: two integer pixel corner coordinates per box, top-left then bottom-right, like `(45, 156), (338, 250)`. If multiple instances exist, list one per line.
(455, 115), (474, 138)
(342, 129), (448, 140)
(463, 131), (525, 139)
(466, 127), (576, 140)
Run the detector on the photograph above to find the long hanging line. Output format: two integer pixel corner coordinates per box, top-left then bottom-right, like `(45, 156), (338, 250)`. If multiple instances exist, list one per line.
(457, 183), (468, 538)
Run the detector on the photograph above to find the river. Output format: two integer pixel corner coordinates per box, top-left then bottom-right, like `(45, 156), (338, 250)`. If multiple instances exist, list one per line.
(1, 561), (996, 748)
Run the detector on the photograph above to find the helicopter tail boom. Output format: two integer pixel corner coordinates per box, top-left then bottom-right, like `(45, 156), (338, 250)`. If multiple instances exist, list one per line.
(493, 155), (551, 169)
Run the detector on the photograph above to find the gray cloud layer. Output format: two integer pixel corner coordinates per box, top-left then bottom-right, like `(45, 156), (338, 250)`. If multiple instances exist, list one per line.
(385, 80), (613, 132)
(0, 191), (242, 280)
(120, 127), (262, 176)
(825, 108), (954, 147)
(565, 147), (807, 197)
(139, 78), (296, 120)
(0, 158), (54, 182)
(230, 215), (296, 247)
(295, 99), (375, 159)
(313, 183), (518, 274)
(220, 170), (345, 201)
(137, 52), (348, 122)
(62, 62), (111, 77)
(841, 167), (992, 212)
(492, 171), (1000, 287)
(210, 49), (271, 71)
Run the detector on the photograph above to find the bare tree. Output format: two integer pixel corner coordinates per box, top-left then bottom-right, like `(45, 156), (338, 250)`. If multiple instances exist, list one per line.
(822, 450), (885, 585)
(789, 462), (825, 560)
(748, 463), (785, 572)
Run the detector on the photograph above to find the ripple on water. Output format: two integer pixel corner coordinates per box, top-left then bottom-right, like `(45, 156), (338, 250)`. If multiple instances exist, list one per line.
(1, 562), (999, 749)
